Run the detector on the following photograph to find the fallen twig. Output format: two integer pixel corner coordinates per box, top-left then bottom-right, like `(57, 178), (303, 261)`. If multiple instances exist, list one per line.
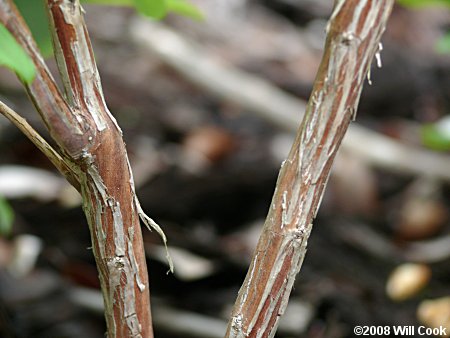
(0, 101), (79, 189)
(130, 19), (450, 182)
(69, 287), (226, 338)
(337, 221), (450, 263)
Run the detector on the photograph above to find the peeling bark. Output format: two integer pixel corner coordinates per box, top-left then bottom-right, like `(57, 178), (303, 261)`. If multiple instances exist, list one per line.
(0, 0), (157, 336)
(46, 1), (154, 336)
(0, 0), (91, 158)
(0, 0), (395, 337)
(225, 1), (395, 337)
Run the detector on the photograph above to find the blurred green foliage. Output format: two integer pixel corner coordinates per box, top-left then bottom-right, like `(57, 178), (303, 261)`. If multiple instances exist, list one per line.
(397, 0), (450, 54)
(133, 0), (167, 19)
(15, 0), (53, 56)
(397, 0), (450, 7)
(421, 118), (450, 151)
(398, 0), (450, 151)
(165, 0), (204, 20)
(436, 32), (450, 54)
(0, 23), (36, 83)
(0, 195), (14, 236)
(81, 0), (203, 19)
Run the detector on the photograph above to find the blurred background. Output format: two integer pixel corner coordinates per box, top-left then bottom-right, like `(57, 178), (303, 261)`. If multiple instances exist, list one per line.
(0, 0), (449, 337)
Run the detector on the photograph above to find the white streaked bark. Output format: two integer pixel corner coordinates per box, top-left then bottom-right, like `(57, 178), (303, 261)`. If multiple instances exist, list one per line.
(46, 1), (158, 336)
(225, 1), (395, 337)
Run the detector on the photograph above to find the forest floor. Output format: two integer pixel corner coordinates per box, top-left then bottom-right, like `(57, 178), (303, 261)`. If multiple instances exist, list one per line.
(0, 1), (449, 337)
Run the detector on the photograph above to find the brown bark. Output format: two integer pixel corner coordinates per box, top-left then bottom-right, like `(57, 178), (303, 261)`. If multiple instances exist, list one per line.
(0, 0), (154, 336)
(225, 1), (395, 337)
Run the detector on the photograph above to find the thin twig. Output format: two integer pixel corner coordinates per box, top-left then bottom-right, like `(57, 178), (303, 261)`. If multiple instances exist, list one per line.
(336, 221), (450, 263)
(69, 288), (227, 338)
(0, 100), (79, 189)
(130, 19), (450, 182)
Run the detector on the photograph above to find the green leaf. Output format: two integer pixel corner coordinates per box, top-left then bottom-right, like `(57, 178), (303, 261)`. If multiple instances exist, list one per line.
(436, 32), (450, 54)
(0, 24), (36, 84)
(81, 0), (133, 5)
(0, 196), (14, 237)
(14, 0), (53, 57)
(133, 0), (167, 19)
(165, 0), (204, 20)
(421, 117), (450, 151)
(397, 0), (450, 7)
(84, 0), (203, 20)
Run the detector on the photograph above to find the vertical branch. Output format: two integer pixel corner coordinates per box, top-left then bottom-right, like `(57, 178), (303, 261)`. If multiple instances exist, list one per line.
(47, 0), (112, 132)
(1, 0), (155, 336)
(46, 1), (153, 337)
(225, 1), (394, 337)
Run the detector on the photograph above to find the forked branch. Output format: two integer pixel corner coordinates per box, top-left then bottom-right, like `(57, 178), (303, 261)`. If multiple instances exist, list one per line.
(0, 0), (156, 336)
(46, 1), (154, 336)
(225, 1), (395, 337)
(0, 0), (91, 158)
